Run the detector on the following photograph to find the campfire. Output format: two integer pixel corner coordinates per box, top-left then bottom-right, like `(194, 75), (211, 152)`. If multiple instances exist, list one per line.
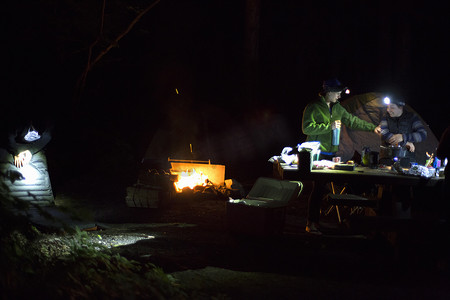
(169, 158), (225, 193)
(126, 158), (235, 208)
(173, 168), (209, 192)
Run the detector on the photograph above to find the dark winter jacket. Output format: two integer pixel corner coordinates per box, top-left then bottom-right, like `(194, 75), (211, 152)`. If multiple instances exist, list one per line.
(380, 110), (427, 147)
(379, 109), (427, 160)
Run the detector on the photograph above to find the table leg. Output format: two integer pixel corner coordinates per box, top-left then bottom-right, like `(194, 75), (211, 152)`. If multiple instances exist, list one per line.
(307, 180), (328, 224)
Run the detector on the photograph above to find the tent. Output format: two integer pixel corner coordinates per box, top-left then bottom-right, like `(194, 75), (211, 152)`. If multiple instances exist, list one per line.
(336, 92), (439, 165)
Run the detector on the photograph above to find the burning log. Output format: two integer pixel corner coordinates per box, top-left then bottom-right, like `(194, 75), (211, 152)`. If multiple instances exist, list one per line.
(168, 158), (225, 193)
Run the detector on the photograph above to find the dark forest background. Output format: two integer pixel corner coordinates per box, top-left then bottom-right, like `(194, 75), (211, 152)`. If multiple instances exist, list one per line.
(4, 0), (450, 195)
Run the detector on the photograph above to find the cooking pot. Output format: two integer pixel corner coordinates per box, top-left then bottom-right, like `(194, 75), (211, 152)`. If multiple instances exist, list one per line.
(380, 145), (407, 159)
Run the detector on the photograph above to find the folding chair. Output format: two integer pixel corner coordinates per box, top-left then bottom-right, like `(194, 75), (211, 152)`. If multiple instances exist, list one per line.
(325, 182), (378, 224)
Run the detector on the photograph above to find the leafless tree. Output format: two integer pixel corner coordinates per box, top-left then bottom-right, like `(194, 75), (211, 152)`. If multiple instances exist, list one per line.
(73, 0), (161, 110)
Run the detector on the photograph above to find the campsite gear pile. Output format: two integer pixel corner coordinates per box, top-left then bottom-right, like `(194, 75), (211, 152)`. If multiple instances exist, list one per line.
(392, 162), (438, 178)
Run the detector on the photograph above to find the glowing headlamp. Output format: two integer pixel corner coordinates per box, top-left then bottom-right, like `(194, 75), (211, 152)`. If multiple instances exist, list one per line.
(383, 96), (405, 106)
(24, 127), (41, 142)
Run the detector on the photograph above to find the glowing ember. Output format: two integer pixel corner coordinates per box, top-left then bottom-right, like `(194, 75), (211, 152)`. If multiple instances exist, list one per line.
(174, 169), (208, 192)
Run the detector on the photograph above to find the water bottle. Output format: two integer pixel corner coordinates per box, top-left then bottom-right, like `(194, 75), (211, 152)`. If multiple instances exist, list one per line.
(332, 128), (340, 146)
(362, 146), (370, 166)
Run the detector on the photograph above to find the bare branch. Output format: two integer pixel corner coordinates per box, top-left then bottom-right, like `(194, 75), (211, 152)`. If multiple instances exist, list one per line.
(73, 0), (161, 110)
(74, 0), (106, 103)
(90, 0), (160, 68)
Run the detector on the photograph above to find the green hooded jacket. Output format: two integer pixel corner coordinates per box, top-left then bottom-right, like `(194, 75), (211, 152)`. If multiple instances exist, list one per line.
(302, 96), (376, 153)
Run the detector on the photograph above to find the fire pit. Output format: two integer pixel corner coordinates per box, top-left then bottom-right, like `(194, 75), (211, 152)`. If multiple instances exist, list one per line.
(126, 158), (226, 208)
(169, 158), (225, 192)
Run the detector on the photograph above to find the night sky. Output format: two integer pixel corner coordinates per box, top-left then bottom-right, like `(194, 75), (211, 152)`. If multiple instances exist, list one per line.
(4, 0), (450, 188)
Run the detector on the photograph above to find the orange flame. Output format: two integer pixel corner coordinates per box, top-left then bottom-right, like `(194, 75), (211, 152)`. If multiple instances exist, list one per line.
(174, 169), (208, 192)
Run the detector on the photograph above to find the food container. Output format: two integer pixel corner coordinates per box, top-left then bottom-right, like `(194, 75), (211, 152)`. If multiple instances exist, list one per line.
(380, 145), (407, 159)
(332, 156), (341, 163)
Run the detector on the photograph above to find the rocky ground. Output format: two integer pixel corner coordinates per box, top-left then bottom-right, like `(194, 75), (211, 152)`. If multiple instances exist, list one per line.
(28, 182), (450, 299)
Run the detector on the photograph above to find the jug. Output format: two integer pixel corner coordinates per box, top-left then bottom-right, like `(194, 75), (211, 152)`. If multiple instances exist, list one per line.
(362, 146), (371, 166)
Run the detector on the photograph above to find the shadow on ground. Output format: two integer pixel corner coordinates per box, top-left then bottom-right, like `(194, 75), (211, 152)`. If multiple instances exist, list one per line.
(35, 184), (450, 299)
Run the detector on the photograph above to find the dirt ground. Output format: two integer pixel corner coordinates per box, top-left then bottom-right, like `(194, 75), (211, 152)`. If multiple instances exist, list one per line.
(41, 180), (450, 300)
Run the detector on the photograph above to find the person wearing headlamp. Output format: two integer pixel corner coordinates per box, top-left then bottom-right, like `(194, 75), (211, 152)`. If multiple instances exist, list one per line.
(7, 121), (52, 169)
(0, 118), (54, 204)
(302, 78), (381, 234)
(379, 96), (427, 164)
(302, 78), (381, 160)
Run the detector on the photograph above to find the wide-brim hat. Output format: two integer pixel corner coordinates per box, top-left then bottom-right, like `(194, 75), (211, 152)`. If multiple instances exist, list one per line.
(322, 78), (347, 93)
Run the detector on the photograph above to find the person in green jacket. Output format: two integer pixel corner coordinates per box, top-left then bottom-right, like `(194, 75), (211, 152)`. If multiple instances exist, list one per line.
(302, 78), (381, 160)
(302, 78), (381, 234)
